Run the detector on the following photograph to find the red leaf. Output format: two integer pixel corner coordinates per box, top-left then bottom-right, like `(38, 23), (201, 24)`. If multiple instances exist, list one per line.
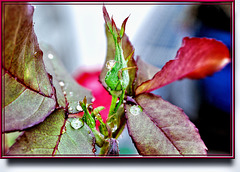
(135, 37), (230, 95)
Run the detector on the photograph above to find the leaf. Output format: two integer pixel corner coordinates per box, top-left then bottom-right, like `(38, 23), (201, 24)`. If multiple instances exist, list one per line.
(56, 118), (95, 155)
(125, 93), (207, 156)
(2, 4), (56, 132)
(134, 56), (160, 90)
(6, 109), (95, 156)
(3, 3), (53, 96)
(135, 37), (230, 95)
(100, 21), (137, 96)
(41, 44), (93, 113)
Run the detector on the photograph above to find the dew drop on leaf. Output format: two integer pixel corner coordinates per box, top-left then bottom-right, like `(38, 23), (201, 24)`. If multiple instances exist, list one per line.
(76, 104), (83, 111)
(48, 53), (54, 59)
(68, 106), (73, 113)
(62, 127), (66, 134)
(106, 60), (116, 70)
(69, 92), (73, 96)
(70, 118), (84, 130)
(59, 80), (65, 87)
(130, 105), (142, 116)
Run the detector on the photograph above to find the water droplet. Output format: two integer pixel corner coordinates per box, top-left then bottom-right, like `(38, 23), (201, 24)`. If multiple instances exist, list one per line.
(112, 125), (117, 132)
(70, 118), (84, 130)
(34, 51), (37, 55)
(106, 60), (116, 70)
(91, 97), (95, 102)
(76, 104), (83, 111)
(92, 147), (96, 153)
(62, 127), (66, 134)
(48, 53), (54, 59)
(59, 81), (65, 87)
(130, 105), (142, 116)
(68, 106), (73, 112)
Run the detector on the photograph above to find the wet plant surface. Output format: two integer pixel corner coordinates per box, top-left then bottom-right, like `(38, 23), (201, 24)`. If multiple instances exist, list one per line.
(2, 3), (232, 157)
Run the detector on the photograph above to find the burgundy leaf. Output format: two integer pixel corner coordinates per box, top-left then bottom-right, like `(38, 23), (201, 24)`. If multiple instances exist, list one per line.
(6, 109), (95, 156)
(135, 37), (230, 95)
(134, 56), (160, 90)
(3, 3), (53, 96)
(41, 44), (93, 113)
(125, 93), (207, 156)
(2, 4), (56, 132)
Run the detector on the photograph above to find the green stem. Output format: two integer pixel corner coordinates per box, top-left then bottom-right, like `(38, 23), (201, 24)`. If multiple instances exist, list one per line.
(108, 93), (118, 118)
(99, 141), (110, 155)
(92, 128), (105, 148)
(114, 89), (125, 113)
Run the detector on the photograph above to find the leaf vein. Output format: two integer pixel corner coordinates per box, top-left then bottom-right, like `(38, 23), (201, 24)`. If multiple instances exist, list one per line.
(142, 108), (183, 155)
(3, 67), (52, 98)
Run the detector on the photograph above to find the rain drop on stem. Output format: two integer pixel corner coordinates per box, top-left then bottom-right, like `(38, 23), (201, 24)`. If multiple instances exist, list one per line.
(92, 147), (96, 153)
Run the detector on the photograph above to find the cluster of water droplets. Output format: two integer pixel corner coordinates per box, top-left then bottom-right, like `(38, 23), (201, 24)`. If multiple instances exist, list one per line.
(70, 118), (84, 130)
(129, 105), (142, 116)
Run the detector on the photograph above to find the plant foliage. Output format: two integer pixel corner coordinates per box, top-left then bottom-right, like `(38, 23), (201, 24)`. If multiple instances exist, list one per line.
(2, 4), (231, 157)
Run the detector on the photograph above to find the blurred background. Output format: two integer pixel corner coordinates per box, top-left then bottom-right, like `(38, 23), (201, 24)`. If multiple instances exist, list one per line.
(2, 1), (238, 172)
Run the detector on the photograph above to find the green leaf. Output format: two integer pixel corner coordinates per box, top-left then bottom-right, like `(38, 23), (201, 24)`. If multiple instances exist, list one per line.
(2, 4), (56, 132)
(6, 109), (95, 156)
(41, 44), (93, 113)
(125, 93), (207, 156)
